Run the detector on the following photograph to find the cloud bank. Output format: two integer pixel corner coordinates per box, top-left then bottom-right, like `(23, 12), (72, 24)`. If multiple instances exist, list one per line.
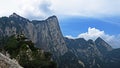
(19, 0), (120, 19)
(17, 0), (53, 19)
(66, 27), (120, 48)
(50, 0), (120, 17)
(0, 0), (120, 19)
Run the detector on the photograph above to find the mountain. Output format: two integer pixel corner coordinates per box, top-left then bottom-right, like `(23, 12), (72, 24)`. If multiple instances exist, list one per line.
(64, 37), (103, 68)
(0, 13), (68, 57)
(0, 13), (120, 68)
(0, 13), (68, 67)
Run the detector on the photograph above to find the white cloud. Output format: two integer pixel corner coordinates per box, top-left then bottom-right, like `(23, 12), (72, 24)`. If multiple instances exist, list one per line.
(78, 27), (105, 40)
(50, 0), (120, 17)
(16, 0), (53, 19)
(65, 27), (120, 48)
(0, 0), (19, 17)
(0, 0), (120, 19)
(0, 0), (52, 19)
(65, 35), (76, 39)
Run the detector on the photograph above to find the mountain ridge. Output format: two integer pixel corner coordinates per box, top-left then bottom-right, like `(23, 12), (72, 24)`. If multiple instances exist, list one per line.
(0, 13), (119, 68)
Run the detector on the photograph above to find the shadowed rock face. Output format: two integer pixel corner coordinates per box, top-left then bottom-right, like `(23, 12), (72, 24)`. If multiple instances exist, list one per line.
(95, 37), (113, 55)
(64, 37), (103, 68)
(63, 37), (115, 68)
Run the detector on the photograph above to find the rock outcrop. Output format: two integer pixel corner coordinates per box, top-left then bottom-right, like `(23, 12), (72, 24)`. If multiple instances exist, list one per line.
(0, 53), (22, 68)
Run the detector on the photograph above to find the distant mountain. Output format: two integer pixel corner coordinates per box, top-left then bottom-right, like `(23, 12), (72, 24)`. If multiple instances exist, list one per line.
(0, 13), (120, 68)
(64, 37), (103, 68)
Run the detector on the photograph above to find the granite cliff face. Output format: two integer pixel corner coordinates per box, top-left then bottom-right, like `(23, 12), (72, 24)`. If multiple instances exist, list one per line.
(32, 16), (68, 56)
(0, 13), (68, 57)
(0, 13), (67, 67)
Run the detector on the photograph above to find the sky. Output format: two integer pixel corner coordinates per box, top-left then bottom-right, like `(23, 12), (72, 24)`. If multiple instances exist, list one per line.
(0, 0), (120, 48)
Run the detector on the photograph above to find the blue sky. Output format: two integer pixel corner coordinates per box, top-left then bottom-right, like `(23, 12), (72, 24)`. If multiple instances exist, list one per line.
(59, 16), (120, 36)
(0, 0), (120, 48)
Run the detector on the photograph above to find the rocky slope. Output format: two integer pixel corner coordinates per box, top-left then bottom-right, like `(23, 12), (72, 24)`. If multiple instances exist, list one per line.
(95, 37), (113, 55)
(104, 48), (120, 68)
(0, 53), (22, 68)
(0, 34), (57, 68)
(64, 37), (103, 68)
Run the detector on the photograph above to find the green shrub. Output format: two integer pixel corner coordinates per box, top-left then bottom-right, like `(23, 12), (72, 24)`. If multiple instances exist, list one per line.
(3, 34), (57, 68)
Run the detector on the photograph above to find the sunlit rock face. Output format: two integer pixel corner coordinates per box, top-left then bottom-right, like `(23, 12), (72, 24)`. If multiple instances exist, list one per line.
(0, 13), (68, 57)
(0, 13), (68, 67)
(32, 16), (68, 56)
(0, 53), (22, 68)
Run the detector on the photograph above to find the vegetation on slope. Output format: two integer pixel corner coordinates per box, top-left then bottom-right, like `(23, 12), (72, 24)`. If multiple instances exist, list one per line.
(0, 34), (57, 68)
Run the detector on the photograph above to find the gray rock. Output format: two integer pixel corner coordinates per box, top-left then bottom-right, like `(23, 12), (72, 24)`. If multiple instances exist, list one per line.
(0, 53), (22, 68)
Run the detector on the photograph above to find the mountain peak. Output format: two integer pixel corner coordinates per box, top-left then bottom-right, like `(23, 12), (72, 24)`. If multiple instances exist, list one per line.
(95, 37), (103, 41)
(46, 15), (57, 20)
(95, 37), (109, 46)
(95, 37), (113, 54)
(95, 37), (104, 43)
(9, 13), (21, 18)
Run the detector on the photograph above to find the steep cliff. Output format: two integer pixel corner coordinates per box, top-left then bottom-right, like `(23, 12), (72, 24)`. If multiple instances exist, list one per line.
(0, 13), (68, 57)
(32, 16), (68, 56)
